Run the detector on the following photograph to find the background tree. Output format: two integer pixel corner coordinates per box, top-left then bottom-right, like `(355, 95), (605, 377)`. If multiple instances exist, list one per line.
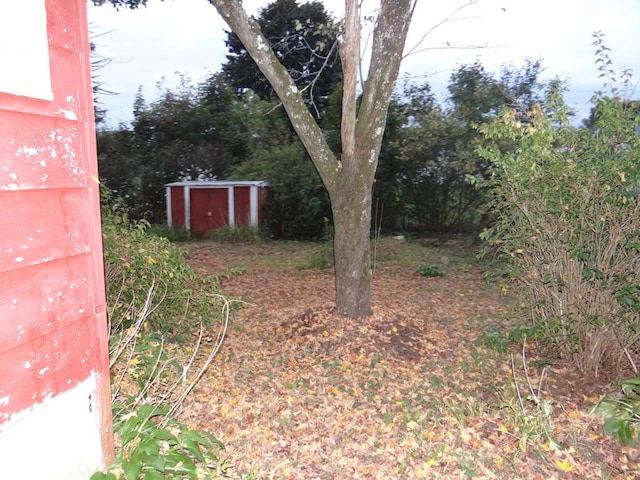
(97, 74), (251, 219)
(228, 93), (331, 239)
(222, 0), (342, 116)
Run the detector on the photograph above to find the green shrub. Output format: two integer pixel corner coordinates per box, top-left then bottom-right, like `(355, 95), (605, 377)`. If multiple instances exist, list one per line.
(101, 197), (223, 339)
(147, 224), (192, 242)
(95, 192), (241, 479)
(414, 262), (445, 278)
(91, 404), (230, 480)
(205, 225), (262, 243)
(595, 378), (640, 445)
(476, 51), (640, 374)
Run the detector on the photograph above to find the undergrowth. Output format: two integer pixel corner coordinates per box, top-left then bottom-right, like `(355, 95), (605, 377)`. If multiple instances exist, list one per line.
(93, 194), (250, 479)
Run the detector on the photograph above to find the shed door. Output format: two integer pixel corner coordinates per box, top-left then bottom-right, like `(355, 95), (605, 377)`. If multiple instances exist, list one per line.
(191, 188), (229, 235)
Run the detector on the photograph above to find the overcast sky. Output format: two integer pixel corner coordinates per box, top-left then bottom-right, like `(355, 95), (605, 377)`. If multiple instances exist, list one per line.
(87, 0), (640, 127)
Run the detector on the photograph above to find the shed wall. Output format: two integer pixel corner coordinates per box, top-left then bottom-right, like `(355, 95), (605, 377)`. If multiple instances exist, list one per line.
(169, 185), (186, 228)
(0, 0), (113, 477)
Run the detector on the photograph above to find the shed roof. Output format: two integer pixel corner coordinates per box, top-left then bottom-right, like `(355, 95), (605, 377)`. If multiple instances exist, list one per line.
(165, 180), (269, 187)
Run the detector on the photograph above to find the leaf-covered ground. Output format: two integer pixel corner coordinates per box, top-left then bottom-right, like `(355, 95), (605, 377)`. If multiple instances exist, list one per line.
(181, 238), (638, 479)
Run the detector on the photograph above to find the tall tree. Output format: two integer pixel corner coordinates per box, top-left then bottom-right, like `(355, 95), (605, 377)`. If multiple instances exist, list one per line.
(213, 0), (414, 317)
(223, 0), (341, 115)
(95, 0), (415, 318)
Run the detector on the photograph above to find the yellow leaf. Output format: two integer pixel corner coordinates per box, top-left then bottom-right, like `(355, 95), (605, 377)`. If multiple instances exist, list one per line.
(555, 459), (575, 472)
(406, 420), (419, 431)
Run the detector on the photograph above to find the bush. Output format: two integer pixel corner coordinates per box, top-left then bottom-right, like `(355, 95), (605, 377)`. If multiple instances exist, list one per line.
(102, 197), (223, 339)
(595, 377), (640, 445)
(95, 193), (243, 479)
(205, 225), (262, 243)
(477, 82), (640, 375)
(414, 262), (445, 278)
(147, 224), (192, 242)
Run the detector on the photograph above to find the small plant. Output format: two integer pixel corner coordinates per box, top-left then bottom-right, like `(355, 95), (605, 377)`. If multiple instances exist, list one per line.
(478, 325), (511, 353)
(90, 404), (229, 480)
(594, 377), (640, 445)
(414, 262), (445, 278)
(206, 225), (262, 243)
(147, 225), (192, 242)
(306, 218), (334, 269)
(507, 338), (562, 453)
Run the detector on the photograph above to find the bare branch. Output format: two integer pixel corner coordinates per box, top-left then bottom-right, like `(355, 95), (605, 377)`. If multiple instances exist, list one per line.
(403, 0), (484, 59)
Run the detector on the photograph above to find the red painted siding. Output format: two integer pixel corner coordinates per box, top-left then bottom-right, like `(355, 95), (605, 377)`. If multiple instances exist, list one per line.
(0, 0), (112, 464)
(234, 186), (251, 226)
(170, 186), (185, 228)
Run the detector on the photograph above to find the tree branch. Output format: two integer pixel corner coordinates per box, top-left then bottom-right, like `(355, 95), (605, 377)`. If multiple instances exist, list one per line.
(208, 0), (339, 189)
(403, 0), (483, 59)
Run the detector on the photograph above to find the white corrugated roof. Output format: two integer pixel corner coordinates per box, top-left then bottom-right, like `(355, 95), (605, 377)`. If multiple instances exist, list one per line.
(165, 180), (269, 187)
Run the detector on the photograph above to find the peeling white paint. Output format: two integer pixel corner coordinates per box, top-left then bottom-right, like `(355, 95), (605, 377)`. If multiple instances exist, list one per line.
(0, 396), (9, 406)
(56, 109), (78, 121)
(14, 257), (23, 263)
(24, 361), (31, 369)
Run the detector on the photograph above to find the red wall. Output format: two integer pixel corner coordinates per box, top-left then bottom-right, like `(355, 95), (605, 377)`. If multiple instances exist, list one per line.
(170, 186), (186, 228)
(0, 0), (112, 466)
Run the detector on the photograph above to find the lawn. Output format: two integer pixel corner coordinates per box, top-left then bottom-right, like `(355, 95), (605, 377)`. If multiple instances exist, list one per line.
(180, 237), (636, 479)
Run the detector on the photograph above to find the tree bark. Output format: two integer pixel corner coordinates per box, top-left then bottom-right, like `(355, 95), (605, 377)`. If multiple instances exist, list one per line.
(209, 0), (415, 318)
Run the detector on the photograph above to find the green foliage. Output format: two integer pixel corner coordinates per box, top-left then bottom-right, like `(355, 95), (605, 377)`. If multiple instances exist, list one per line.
(389, 61), (545, 235)
(97, 74), (251, 221)
(95, 191), (240, 479)
(205, 225), (262, 243)
(101, 191), (223, 339)
(91, 404), (229, 480)
(146, 225), (191, 242)
(595, 378), (640, 445)
(231, 140), (331, 240)
(477, 43), (640, 374)
(222, 0), (341, 114)
(414, 262), (445, 278)
(306, 219), (334, 269)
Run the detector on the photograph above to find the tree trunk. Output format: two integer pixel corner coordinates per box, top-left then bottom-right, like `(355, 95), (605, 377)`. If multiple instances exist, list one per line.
(331, 163), (374, 317)
(209, 0), (414, 318)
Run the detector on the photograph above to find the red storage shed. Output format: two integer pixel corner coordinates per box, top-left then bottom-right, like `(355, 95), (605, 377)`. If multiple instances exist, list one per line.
(166, 180), (270, 236)
(0, 0), (113, 478)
